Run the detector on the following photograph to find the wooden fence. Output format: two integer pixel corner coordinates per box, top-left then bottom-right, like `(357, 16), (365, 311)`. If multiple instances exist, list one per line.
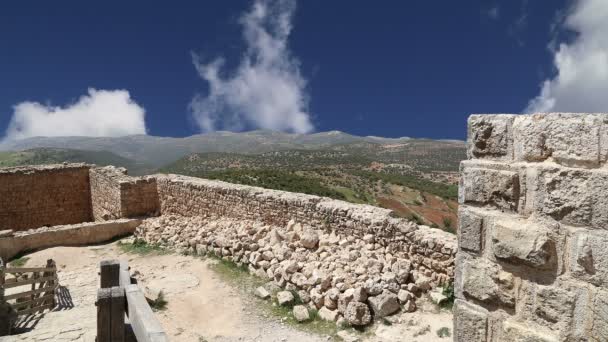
(96, 260), (168, 342)
(0, 257), (58, 317)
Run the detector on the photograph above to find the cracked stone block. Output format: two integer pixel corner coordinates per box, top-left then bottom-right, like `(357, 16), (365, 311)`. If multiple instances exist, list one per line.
(534, 285), (576, 326)
(500, 320), (558, 342)
(570, 229), (608, 287)
(460, 166), (520, 211)
(526, 166), (608, 229)
(468, 114), (516, 160)
(459, 206), (483, 253)
(454, 299), (488, 342)
(591, 290), (608, 342)
(491, 219), (555, 269)
(512, 113), (602, 168)
(461, 258), (515, 308)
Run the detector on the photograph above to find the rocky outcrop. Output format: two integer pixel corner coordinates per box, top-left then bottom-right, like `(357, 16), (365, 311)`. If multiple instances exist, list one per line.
(457, 113), (608, 342)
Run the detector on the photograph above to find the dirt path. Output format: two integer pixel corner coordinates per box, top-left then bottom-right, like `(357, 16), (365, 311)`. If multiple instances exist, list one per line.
(0, 242), (327, 342)
(0, 240), (453, 342)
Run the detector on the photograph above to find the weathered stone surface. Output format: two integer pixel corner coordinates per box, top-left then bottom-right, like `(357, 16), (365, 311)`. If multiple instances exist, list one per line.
(254, 286), (270, 299)
(453, 300), (487, 342)
(460, 165), (520, 211)
(368, 290), (400, 318)
(459, 206), (483, 253)
(461, 258), (515, 308)
(277, 291), (294, 306)
(491, 219), (555, 269)
(293, 305), (310, 322)
(501, 320), (558, 342)
(591, 290), (608, 342)
(344, 302), (372, 326)
(318, 307), (339, 322)
(467, 114), (515, 160)
(570, 229), (608, 286)
(513, 113), (602, 168)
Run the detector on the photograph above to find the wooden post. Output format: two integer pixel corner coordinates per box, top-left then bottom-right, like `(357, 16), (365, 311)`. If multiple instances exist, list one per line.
(100, 260), (120, 288)
(111, 287), (125, 342)
(97, 288), (112, 342)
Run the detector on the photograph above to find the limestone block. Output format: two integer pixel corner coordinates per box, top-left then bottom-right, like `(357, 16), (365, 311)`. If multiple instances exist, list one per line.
(591, 290), (608, 342)
(570, 229), (608, 287)
(460, 165), (520, 211)
(513, 113), (603, 168)
(459, 206), (483, 253)
(500, 320), (558, 342)
(526, 166), (608, 229)
(367, 290), (400, 317)
(453, 299), (488, 342)
(467, 114), (516, 160)
(534, 285), (576, 327)
(491, 219), (555, 269)
(461, 258), (515, 308)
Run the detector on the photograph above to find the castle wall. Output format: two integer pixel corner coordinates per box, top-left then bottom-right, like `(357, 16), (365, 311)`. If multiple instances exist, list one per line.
(89, 166), (159, 220)
(0, 164), (92, 231)
(456, 113), (608, 342)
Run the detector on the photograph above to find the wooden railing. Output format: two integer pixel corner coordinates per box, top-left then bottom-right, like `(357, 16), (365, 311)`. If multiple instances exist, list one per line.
(0, 258), (58, 317)
(96, 260), (168, 342)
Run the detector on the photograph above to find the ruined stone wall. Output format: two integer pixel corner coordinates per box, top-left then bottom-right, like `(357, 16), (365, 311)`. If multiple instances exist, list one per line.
(0, 164), (92, 231)
(456, 113), (608, 342)
(155, 174), (457, 286)
(131, 174), (457, 326)
(89, 166), (159, 220)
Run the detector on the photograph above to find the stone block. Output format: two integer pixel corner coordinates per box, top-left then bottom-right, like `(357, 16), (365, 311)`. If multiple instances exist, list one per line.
(590, 290), (608, 342)
(526, 166), (608, 229)
(570, 229), (608, 287)
(534, 285), (576, 326)
(491, 219), (555, 269)
(513, 113), (602, 168)
(453, 299), (488, 342)
(500, 320), (558, 342)
(461, 258), (515, 308)
(460, 165), (520, 211)
(468, 114), (516, 160)
(459, 206), (483, 253)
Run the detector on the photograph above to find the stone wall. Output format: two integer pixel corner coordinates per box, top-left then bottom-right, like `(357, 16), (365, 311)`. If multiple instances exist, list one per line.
(90, 166), (159, 220)
(155, 174), (457, 286)
(0, 164), (92, 232)
(133, 174), (457, 326)
(456, 113), (608, 342)
(0, 219), (141, 261)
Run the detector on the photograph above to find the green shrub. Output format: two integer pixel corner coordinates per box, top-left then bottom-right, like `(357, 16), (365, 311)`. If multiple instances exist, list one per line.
(437, 327), (451, 338)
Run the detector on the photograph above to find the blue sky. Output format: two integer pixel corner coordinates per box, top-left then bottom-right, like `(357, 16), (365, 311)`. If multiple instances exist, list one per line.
(1, 0), (606, 141)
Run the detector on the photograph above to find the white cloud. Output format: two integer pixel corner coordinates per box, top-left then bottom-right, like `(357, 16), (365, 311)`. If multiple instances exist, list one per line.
(525, 0), (608, 113)
(3, 88), (147, 142)
(190, 0), (314, 134)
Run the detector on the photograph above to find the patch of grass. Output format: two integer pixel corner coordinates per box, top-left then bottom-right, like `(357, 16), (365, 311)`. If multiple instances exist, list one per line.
(117, 239), (168, 256)
(147, 291), (168, 311)
(440, 283), (455, 310)
(9, 256), (30, 267)
(437, 326), (451, 338)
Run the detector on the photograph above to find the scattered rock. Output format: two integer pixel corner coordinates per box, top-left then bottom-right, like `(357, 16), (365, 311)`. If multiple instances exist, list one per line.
(300, 230), (320, 249)
(368, 290), (400, 318)
(255, 286), (271, 299)
(344, 302), (372, 326)
(277, 291), (295, 306)
(318, 307), (339, 322)
(293, 305), (310, 322)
